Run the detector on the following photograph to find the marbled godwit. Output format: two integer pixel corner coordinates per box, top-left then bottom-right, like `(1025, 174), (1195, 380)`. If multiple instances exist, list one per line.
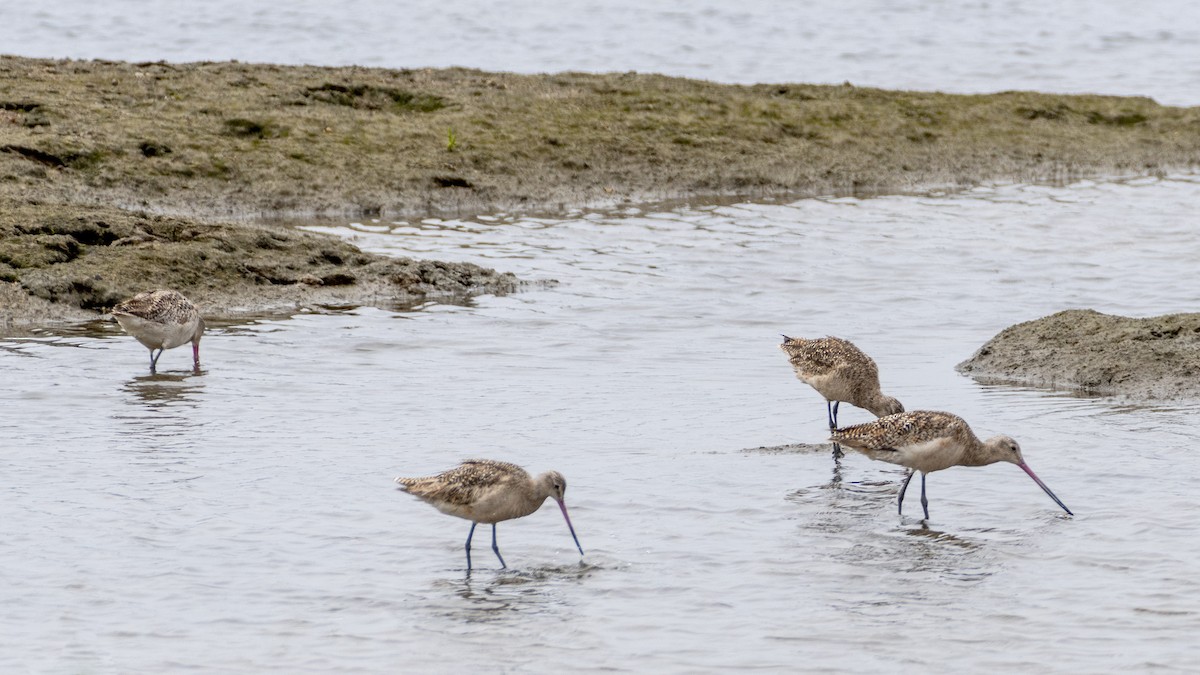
(831, 410), (1073, 519)
(395, 459), (584, 571)
(112, 289), (204, 374)
(779, 335), (904, 458)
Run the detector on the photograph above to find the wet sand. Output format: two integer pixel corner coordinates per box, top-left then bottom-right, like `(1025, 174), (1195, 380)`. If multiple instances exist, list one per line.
(3, 55), (1199, 330)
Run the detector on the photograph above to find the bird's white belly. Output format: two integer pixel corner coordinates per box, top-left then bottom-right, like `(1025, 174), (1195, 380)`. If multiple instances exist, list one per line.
(115, 315), (195, 350)
(429, 492), (544, 525)
(893, 439), (961, 474)
(801, 372), (854, 403)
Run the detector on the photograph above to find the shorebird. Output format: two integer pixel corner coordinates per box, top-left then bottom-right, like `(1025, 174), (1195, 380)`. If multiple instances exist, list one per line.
(779, 335), (904, 458)
(112, 289), (205, 374)
(830, 410), (1073, 519)
(395, 459), (584, 571)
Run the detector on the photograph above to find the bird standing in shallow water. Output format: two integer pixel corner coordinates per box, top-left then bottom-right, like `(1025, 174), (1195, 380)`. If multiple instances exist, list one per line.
(779, 335), (904, 458)
(395, 459), (584, 571)
(112, 289), (205, 374)
(831, 410), (1073, 519)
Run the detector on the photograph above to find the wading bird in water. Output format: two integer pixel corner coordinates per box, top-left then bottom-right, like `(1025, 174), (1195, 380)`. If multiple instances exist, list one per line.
(831, 410), (1073, 519)
(779, 335), (904, 458)
(111, 289), (205, 374)
(395, 459), (584, 571)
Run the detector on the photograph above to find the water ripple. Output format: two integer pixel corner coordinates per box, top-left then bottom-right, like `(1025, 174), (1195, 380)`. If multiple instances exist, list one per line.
(5, 176), (1200, 670)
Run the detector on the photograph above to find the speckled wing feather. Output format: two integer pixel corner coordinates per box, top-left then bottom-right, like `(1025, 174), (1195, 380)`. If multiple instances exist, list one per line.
(396, 459), (529, 507)
(831, 411), (968, 451)
(113, 289), (199, 326)
(782, 336), (877, 379)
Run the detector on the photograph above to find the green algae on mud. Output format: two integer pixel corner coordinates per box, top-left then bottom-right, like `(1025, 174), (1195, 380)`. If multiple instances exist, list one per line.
(3, 55), (1200, 219)
(3, 55), (1200, 328)
(957, 310), (1200, 400)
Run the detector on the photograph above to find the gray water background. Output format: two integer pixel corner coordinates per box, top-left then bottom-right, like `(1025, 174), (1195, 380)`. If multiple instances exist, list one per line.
(4, 178), (1200, 671)
(3, 3), (1200, 673)
(2, 0), (1199, 104)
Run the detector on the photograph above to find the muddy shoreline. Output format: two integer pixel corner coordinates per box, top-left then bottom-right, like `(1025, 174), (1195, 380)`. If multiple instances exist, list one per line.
(3, 55), (1199, 330)
(957, 310), (1200, 400)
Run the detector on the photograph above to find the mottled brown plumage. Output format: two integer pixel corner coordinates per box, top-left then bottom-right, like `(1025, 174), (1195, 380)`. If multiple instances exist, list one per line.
(831, 411), (1073, 519)
(780, 335), (903, 457)
(395, 459), (584, 571)
(780, 336), (903, 418)
(112, 289), (204, 373)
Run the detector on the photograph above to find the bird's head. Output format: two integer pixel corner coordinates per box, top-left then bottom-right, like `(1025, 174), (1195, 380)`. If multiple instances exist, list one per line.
(872, 395), (905, 418)
(982, 435), (1024, 466)
(541, 470), (568, 503)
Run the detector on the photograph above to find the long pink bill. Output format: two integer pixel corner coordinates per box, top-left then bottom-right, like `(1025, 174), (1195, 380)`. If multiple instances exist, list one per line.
(556, 499), (585, 556)
(1019, 463), (1073, 516)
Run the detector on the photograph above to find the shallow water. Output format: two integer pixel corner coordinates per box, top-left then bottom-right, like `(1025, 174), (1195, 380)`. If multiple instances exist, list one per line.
(4, 0), (1199, 104)
(4, 176), (1200, 671)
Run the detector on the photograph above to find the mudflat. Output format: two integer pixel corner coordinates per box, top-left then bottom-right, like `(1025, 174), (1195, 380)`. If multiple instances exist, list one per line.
(3, 55), (1199, 329)
(958, 310), (1200, 400)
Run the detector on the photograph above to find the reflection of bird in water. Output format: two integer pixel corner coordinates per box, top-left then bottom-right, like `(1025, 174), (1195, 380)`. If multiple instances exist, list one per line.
(395, 459), (584, 572)
(831, 410), (1073, 520)
(124, 372), (204, 408)
(779, 335), (904, 458)
(112, 289), (205, 374)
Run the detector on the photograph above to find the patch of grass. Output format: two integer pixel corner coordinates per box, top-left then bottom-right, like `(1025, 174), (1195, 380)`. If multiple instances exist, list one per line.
(2, 144), (67, 167)
(0, 234), (81, 268)
(0, 145), (112, 172)
(21, 114), (51, 128)
(15, 217), (119, 245)
(223, 118), (288, 139)
(778, 123), (822, 140)
(1017, 105), (1070, 121)
(0, 101), (41, 112)
(1087, 111), (1148, 126)
(138, 141), (172, 157)
(432, 175), (473, 188)
(205, 158), (232, 180)
(304, 83), (446, 113)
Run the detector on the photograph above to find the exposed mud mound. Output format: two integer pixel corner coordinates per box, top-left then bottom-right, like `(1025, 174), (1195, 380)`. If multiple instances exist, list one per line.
(0, 198), (517, 332)
(4, 55), (1200, 332)
(3, 55), (1200, 220)
(957, 309), (1200, 400)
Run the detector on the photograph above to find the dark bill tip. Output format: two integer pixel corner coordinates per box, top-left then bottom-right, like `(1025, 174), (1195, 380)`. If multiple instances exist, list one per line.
(557, 499), (585, 556)
(1019, 463), (1073, 516)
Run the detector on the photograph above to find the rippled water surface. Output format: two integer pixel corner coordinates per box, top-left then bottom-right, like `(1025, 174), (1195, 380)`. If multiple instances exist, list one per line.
(4, 0), (1199, 104)
(4, 177), (1200, 671)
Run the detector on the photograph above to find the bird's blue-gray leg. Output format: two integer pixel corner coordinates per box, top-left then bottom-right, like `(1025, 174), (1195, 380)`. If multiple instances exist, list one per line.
(149, 348), (164, 373)
(920, 473), (930, 520)
(464, 522), (477, 571)
(828, 400), (844, 459)
(490, 524), (506, 569)
(897, 470), (916, 515)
